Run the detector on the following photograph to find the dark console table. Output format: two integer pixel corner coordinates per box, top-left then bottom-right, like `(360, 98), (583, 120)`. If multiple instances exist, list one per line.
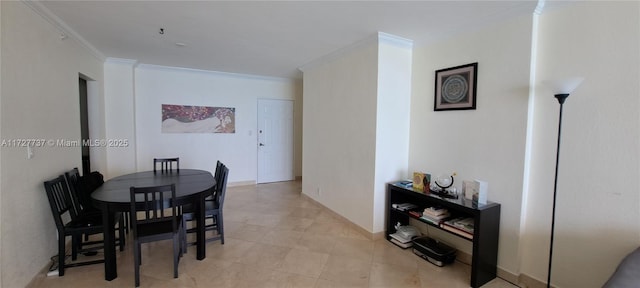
(387, 183), (501, 288)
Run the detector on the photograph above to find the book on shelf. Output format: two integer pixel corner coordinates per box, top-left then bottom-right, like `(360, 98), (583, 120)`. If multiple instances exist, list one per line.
(444, 217), (475, 234)
(408, 211), (422, 218)
(440, 223), (474, 239)
(396, 180), (413, 188)
(392, 203), (418, 211)
(423, 206), (448, 217)
(420, 213), (450, 225)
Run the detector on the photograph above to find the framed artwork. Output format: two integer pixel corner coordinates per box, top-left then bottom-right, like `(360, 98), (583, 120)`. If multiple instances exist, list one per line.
(161, 104), (235, 133)
(434, 62), (478, 111)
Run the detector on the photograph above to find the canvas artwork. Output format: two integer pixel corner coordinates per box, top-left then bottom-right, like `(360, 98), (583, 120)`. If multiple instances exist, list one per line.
(434, 62), (478, 111)
(161, 104), (235, 133)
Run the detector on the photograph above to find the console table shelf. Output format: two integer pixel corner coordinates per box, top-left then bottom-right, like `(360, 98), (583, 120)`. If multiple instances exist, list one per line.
(387, 183), (501, 288)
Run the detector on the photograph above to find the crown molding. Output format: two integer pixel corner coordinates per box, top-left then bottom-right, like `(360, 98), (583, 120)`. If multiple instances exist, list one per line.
(299, 32), (413, 73)
(105, 58), (138, 66)
(22, 0), (106, 61)
(534, 0), (546, 15)
(136, 63), (296, 83)
(378, 32), (413, 49)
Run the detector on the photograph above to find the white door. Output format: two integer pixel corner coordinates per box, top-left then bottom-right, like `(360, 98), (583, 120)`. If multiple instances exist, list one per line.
(257, 99), (294, 183)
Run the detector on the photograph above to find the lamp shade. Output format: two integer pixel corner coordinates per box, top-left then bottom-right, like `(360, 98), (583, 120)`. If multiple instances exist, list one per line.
(545, 77), (585, 94)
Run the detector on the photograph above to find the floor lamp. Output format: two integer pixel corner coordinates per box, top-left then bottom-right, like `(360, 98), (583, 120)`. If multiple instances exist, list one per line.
(546, 77), (584, 288)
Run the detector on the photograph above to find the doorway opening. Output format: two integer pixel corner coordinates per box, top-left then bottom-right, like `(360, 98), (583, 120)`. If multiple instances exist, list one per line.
(78, 76), (90, 175)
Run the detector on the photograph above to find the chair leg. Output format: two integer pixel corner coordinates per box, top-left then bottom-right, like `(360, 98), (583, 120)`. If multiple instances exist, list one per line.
(173, 236), (179, 278)
(182, 218), (187, 254)
(71, 235), (79, 261)
(118, 216), (125, 251)
(217, 212), (224, 244)
(58, 237), (66, 276)
(133, 242), (140, 287)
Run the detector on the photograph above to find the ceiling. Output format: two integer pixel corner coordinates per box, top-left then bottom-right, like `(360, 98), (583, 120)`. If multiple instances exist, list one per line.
(37, 1), (540, 79)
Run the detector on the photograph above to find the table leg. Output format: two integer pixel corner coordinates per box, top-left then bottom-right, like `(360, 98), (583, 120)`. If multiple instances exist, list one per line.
(102, 207), (117, 280)
(197, 194), (206, 260)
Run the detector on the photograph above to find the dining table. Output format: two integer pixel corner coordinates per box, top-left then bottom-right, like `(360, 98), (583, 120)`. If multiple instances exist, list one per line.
(91, 169), (215, 281)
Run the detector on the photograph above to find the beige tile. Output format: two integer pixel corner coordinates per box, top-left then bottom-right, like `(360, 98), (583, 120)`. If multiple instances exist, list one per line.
(369, 262), (421, 288)
(28, 180), (518, 288)
(373, 239), (419, 270)
(216, 262), (277, 288)
(288, 207), (323, 219)
(266, 271), (318, 288)
(275, 217), (315, 232)
(315, 278), (369, 288)
(305, 221), (349, 236)
(296, 232), (337, 254)
(319, 255), (371, 286)
(331, 237), (375, 262)
(259, 229), (304, 247)
(245, 213), (285, 227)
(207, 238), (256, 261)
(417, 261), (471, 288)
(236, 242), (292, 270)
(278, 248), (330, 278)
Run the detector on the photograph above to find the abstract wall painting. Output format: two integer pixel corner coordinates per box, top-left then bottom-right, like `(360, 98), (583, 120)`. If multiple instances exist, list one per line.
(161, 104), (235, 133)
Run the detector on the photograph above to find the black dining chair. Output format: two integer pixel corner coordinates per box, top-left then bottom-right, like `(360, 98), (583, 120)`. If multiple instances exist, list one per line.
(182, 162), (229, 245)
(153, 157), (179, 173)
(64, 168), (126, 251)
(129, 183), (186, 287)
(44, 175), (113, 276)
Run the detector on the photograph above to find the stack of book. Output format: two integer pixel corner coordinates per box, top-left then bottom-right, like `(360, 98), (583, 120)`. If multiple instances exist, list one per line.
(389, 232), (413, 248)
(419, 206), (450, 225)
(441, 217), (475, 239)
(392, 203), (418, 211)
(396, 180), (413, 189)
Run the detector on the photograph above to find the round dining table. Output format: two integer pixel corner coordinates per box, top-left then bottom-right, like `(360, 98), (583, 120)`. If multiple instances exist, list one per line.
(91, 169), (215, 281)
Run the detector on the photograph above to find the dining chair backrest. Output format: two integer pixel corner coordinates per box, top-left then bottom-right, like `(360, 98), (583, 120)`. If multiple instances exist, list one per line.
(129, 183), (184, 287)
(44, 174), (110, 276)
(44, 175), (76, 231)
(129, 184), (179, 230)
(65, 168), (105, 214)
(63, 168), (83, 219)
(215, 164), (229, 208)
(207, 160), (223, 199)
(154, 158), (179, 173)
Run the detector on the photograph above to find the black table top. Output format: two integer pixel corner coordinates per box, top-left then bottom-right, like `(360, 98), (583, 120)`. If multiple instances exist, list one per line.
(91, 169), (215, 206)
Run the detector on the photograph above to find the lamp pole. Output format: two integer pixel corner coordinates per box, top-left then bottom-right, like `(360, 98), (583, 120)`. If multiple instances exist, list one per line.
(547, 93), (569, 288)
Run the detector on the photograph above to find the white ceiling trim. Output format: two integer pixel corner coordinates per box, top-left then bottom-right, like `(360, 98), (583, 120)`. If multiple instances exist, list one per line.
(299, 31), (413, 74)
(378, 32), (414, 49)
(136, 63), (296, 83)
(105, 58), (138, 65)
(23, 0), (105, 61)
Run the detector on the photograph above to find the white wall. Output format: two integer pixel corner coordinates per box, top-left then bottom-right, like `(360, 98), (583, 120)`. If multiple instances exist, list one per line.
(301, 36), (379, 232)
(103, 59), (137, 178)
(302, 33), (412, 234)
(409, 13), (533, 273)
(521, 2), (640, 287)
(0, 2), (104, 287)
(132, 65), (299, 183)
(373, 36), (413, 232)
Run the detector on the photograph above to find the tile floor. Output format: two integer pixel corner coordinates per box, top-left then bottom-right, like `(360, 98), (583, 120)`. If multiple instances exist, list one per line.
(28, 181), (519, 288)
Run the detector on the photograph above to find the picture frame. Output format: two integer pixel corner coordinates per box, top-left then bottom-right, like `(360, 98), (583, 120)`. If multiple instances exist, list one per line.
(434, 62), (478, 111)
